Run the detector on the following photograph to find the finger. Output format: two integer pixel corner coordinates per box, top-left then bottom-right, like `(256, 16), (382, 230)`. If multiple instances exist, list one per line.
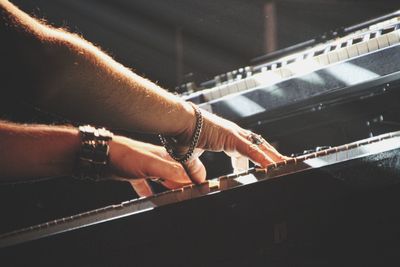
(129, 179), (153, 197)
(235, 136), (275, 167)
(260, 140), (293, 161)
(240, 131), (289, 162)
(183, 157), (207, 184)
(259, 142), (286, 162)
(162, 179), (190, 190)
(261, 141), (284, 157)
(144, 156), (192, 184)
(192, 148), (205, 159)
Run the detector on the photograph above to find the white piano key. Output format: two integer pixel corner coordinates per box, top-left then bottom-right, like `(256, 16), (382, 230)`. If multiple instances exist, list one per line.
(337, 47), (349, 61)
(228, 72), (235, 82)
(231, 156), (249, 174)
(175, 187), (193, 202)
(219, 84), (230, 98)
(244, 77), (257, 88)
(356, 42), (369, 55)
(189, 182), (210, 197)
(236, 79), (248, 92)
(285, 58), (321, 76)
(366, 38), (379, 52)
(280, 68), (293, 78)
(202, 89), (214, 102)
(214, 75), (222, 85)
(252, 72), (268, 86)
(387, 30), (400, 45)
(377, 34), (389, 48)
(346, 44), (359, 58)
(227, 83), (239, 94)
(327, 51), (340, 64)
(317, 54), (329, 66)
(210, 86), (222, 100)
(272, 68), (284, 78)
(252, 70), (282, 86)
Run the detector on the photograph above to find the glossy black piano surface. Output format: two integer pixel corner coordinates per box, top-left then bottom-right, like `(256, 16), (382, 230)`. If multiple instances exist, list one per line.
(1, 133), (400, 266)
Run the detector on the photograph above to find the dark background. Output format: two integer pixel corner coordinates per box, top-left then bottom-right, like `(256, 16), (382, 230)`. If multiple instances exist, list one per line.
(12, 0), (400, 91)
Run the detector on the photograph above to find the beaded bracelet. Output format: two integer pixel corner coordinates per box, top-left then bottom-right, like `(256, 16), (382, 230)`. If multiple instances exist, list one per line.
(159, 103), (203, 163)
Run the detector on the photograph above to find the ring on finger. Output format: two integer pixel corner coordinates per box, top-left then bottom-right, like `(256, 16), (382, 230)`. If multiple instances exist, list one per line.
(248, 133), (264, 146)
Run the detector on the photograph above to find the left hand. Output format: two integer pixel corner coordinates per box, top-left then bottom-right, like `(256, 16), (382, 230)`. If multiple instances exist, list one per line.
(178, 109), (288, 168)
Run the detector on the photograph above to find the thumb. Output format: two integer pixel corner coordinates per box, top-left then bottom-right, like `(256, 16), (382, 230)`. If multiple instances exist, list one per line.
(184, 157), (206, 184)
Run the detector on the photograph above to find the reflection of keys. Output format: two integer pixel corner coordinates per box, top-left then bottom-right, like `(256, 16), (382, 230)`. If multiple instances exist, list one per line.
(186, 24), (400, 104)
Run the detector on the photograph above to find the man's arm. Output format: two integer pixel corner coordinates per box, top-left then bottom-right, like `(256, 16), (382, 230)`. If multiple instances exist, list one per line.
(1, 0), (287, 178)
(0, 0), (194, 136)
(0, 121), (80, 180)
(0, 121), (195, 186)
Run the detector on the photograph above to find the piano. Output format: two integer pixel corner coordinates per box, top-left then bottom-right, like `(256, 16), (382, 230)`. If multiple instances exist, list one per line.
(1, 131), (400, 266)
(2, 11), (400, 267)
(187, 10), (400, 177)
(183, 10), (400, 123)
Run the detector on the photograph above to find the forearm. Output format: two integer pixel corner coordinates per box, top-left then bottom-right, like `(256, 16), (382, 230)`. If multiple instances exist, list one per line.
(1, 0), (193, 136)
(37, 33), (194, 135)
(0, 121), (196, 186)
(0, 121), (80, 182)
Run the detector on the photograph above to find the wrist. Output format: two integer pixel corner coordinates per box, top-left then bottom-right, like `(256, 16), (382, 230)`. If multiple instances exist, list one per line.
(159, 102), (203, 163)
(75, 125), (113, 181)
(174, 101), (197, 145)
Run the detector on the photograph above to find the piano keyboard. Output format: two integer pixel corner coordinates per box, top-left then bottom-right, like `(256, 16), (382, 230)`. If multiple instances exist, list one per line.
(187, 15), (400, 102)
(182, 14), (400, 121)
(1, 130), (400, 248)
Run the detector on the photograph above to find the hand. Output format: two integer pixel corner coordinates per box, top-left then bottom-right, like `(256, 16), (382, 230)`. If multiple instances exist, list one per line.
(108, 136), (206, 196)
(178, 109), (288, 168)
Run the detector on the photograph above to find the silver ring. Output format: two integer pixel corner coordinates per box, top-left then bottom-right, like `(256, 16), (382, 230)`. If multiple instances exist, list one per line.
(249, 133), (263, 145)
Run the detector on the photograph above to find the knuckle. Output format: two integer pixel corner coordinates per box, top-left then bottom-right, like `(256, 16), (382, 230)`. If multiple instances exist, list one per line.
(246, 144), (260, 155)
